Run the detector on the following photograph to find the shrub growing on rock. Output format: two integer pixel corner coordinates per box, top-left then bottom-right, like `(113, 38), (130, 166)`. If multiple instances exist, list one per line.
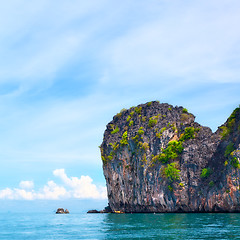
(220, 126), (230, 139)
(120, 131), (128, 145)
(224, 142), (234, 157)
(230, 157), (239, 168)
(142, 142), (149, 151)
(135, 106), (142, 114)
(137, 127), (144, 135)
(200, 168), (211, 178)
(180, 127), (198, 141)
(162, 162), (180, 182)
(148, 116), (158, 128)
(129, 120), (134, 127)
(159, 140), (183, 163)
(209, 181), (214, 187)
(111, 125), (120, 134)
(147, 101), (152, 106)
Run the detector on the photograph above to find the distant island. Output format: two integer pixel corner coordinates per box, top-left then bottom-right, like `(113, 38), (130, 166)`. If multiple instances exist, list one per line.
(100, 101), (240, 213)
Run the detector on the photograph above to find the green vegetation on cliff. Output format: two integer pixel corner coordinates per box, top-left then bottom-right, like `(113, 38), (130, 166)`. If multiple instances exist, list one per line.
(110, 124), (120, 134)
(135, 106), (142, 114)
(220, 106), (240, 139)
(137, 127), (144, 135)
(179, 127), (199, 141)
(129, 120), (133, 127)
(162, 162), (180, 182)
(156, 127), (166, 138)
(200, 168), (212, 178)
(148, 116), (158, 128)
(224, 142), (234, 157)
(159, 140), (183, 163)
(224, 142), (239, 168)
(120, 131), (128, 145)
(109, 142), (119, 151)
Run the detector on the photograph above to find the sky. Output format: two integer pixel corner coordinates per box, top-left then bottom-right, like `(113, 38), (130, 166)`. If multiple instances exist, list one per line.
(0, 0), (240, 210)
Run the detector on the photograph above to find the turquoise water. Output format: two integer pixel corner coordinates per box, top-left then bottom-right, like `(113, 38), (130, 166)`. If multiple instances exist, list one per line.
(0, 213), (240, 239)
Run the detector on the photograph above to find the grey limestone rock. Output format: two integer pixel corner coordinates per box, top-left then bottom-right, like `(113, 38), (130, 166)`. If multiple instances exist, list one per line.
(100, 101), (240, 213)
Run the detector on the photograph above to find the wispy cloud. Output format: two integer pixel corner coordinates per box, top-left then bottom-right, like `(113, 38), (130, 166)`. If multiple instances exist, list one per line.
(104, 0), (240, 85)
(0, 0), (108, 94)
(0, 169), (107, 200)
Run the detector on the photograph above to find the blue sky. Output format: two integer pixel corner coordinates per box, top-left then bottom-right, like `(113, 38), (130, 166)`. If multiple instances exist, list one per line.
(0, 0), (240, 207)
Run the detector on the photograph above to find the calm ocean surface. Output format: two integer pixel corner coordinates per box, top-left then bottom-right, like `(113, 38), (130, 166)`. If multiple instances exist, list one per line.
(0, 212), (240, 239)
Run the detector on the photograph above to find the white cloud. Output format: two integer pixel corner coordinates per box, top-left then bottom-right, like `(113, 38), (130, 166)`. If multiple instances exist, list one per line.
(35, 181), (68, 200)
(0, 188), (34, 200)
(0, 169), (107, 200)
(14, 189), (34, 200)
(0, 188), (14, 200)
(19, 180), (34, 189)
(53, 169), (107, 199)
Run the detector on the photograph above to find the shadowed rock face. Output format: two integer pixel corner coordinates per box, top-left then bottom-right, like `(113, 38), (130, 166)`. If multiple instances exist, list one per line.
(100, 101), (240, 213)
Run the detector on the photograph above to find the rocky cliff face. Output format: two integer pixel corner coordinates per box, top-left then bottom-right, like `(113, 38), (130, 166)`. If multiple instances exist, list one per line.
(100, 101), (240, 212)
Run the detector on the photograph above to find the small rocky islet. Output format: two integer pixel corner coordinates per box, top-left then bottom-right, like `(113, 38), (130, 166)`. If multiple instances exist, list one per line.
(56, 208), (69, 214)
(87, 206), (112, 213)
(99, 101), (240, 213)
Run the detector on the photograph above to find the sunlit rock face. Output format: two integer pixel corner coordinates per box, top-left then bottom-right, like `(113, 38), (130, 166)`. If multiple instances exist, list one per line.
(101, 101), (240, 213)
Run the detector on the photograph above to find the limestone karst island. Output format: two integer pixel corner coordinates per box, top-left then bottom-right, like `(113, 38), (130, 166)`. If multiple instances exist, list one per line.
(100, 101), (240, 213)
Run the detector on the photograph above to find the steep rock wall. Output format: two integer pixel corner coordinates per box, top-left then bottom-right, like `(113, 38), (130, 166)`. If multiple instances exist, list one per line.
(100, 101), (240, 212)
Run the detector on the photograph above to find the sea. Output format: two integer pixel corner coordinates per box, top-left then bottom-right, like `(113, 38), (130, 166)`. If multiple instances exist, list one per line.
(1, 212), (240, 239)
